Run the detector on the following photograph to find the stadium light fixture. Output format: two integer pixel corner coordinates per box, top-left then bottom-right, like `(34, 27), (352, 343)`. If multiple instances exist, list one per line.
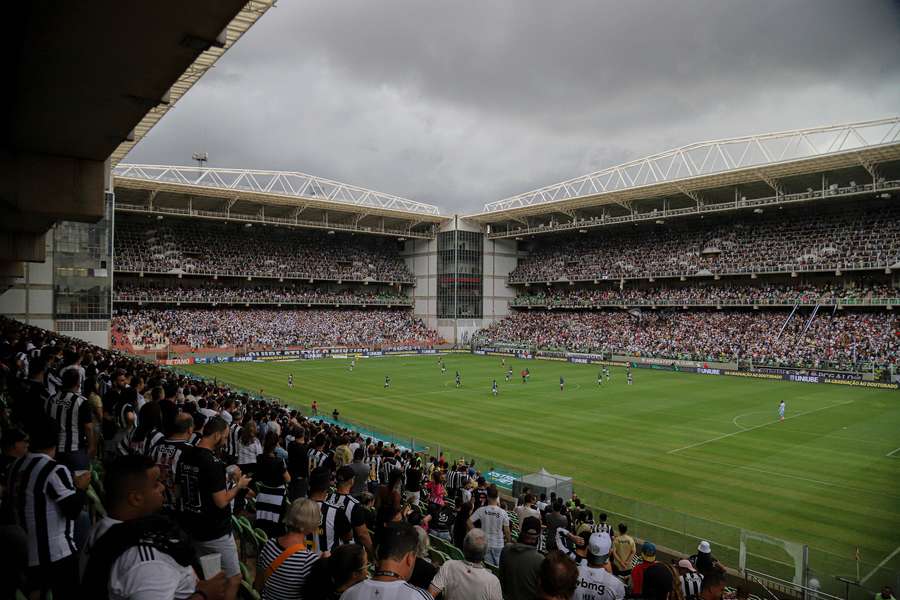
(655, 219), (665, 224)
(192, 152), (208, 168)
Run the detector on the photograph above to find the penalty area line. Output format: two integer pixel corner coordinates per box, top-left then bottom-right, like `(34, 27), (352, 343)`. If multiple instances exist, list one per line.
(667, 400), (854, 455)
(887, 447), (900, 458)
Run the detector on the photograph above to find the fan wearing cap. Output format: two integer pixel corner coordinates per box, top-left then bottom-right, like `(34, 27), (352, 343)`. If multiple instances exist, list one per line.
(572, 532), (625, 600)
(498, 516), (544, 600)
(690, 540), (717, 576)
(630, 541), (658, 597)
(678, 558), (704, 600)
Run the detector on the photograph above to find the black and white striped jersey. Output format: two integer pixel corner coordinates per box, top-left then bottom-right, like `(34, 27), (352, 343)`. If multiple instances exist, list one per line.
(314, 500), (351, 553)
(446, 470), (470, 491)
(307, 448), (328, 473)
(591, 522), (613, 535)
(681, 572), (704, 600)
(148, 439), (194, 512)
(44, 390), (92, 453)
(119, 429), (165, 457)
(6, 453), (79, 567)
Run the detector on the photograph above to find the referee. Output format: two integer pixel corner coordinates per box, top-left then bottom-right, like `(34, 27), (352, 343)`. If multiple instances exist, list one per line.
(6, 416), (90, 600)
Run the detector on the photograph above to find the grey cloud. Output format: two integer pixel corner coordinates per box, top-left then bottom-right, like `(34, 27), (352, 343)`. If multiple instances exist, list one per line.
(127, 0), (900, 213)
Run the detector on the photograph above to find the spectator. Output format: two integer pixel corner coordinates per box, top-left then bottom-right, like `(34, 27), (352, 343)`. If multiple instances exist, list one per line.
(349, 447), (370, 498)
(6, 416), (90, 600)
(0, 428), (28, 483)
(254, 430), (291, 538)
(691, 540), (716, 576)
(177, 416), (251, 600)
(236, 420), (262, 475)
(612, 523), (636, 578)
(81, 454), (227, 600)
(428, 528), (502, 600)
(340, 522), (431, 599)
(631, 540), (658, 597)
(678, 558), (704, 600)
(148, 411), (196, 514)
(572, 532), (626, 600)
(409, 525), (438, 590)
(545, 499), (569, 552)
(255, 498), (322, 600)
(326, 465), (374, 559)
(45, 368), (95, 472)
(515, 493), (541, 523)
(699, 569), (727, 600)
(303, 542), (369, 599)
(876, 587), (896, 600)
(538, 551), (580, 600)
(467, 484), (511, 566)
(498, 515), (544, 600)
(643, 562), (679, 600)
(307, 467), (352, 552)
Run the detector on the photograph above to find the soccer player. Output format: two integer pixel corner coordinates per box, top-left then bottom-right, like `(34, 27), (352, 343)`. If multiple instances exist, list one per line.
(384, 375), (391, 389)
(597, 369), (603, 385)
(311, 400), (318, 416)
(350, 357), (356, 371)
(455, 371), (461, 388)
(288, 373), (293, 388)
(521, 369), (527, 384)
(505, 366), (512, 382)
(627, 371), (633, 385)
(604, 366), (610, 381)
(441, 362), (447, 374)
(492, 379), (498, 396)
(778, 400), (786, 421)
(559, 376), (565, 391)
(501, 357), (506, 368)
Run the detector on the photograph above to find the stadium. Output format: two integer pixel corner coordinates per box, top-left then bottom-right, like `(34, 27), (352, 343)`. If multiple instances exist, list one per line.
(0, 3), (898, 600)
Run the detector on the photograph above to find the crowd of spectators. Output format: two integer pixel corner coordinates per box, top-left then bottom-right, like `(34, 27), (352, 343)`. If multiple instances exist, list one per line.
(513, 282), (898, 307)
(508, 206), (900, 282)
(115, 219), (414, 283)
(0, 316), (738, 600)
(115, 281), (411, 306)
(475, 309), (899, 369)
(112, 308), (440, 350)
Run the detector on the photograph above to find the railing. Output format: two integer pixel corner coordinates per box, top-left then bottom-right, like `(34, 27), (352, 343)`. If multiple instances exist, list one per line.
(487, 179), (900, 238)
(115, 202), (436, 239)
(510, 297), (900, 308)
(508, 261), (895, 285)
(112, 267), (415, 286)
(113, 295), (412, 307)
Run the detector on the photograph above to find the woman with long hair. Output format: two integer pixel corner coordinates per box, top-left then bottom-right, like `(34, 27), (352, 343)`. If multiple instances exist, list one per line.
(237, 420), (262, 475)
(254, 429), (291, 537)
(119, 401), (163, 456)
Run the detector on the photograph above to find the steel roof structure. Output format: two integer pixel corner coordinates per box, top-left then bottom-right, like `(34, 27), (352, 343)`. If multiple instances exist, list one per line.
(474, 117), (900, 221)
(113, 164), (443, 219)
(109, 1), (275, 166)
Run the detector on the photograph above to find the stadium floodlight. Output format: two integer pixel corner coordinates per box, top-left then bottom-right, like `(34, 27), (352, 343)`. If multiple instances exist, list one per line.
(192, 152), (208, 168)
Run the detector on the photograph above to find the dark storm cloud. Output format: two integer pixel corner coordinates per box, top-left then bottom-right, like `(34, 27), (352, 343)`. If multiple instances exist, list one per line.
(126, 0), (900, 213)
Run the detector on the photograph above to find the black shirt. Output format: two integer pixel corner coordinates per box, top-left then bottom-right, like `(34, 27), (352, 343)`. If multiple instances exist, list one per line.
(287, 441), (309, 479)
(255, 454), (287, 487)
(405, 468), (422, 493)
(177, 446), (231, 541)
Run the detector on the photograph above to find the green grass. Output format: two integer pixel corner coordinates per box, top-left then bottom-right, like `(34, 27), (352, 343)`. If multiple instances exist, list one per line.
(183, 353), (900, 589)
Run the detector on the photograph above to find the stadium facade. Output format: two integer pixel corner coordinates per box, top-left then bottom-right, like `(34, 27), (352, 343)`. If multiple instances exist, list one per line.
(2, 117), (899, 349)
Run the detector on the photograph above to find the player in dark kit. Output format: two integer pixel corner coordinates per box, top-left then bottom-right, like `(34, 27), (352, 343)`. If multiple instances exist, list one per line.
(384, 375), (391, 388)
(455, 371), (461, 388)
(505, 366), (512, 382)
(492, 379), (498, 396)
(559, 376), (565, 391)
(597, 369), (603, 385)
(288, 373), (293, 388)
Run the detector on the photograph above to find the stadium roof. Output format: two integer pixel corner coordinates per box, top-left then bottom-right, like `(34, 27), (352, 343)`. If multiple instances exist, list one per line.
(114, 164), (443, 219)
(470, 117), (900, 222)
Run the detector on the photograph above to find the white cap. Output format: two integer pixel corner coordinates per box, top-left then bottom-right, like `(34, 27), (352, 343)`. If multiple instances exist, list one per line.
(589, 532), (612, 557)
(698, 540), (711, 553)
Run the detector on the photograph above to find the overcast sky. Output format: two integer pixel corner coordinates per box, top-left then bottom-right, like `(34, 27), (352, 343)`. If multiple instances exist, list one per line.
(126, 0), (900, 214)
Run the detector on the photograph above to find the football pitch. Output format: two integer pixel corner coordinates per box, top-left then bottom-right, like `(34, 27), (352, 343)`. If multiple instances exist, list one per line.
(183, 353), (900, 587)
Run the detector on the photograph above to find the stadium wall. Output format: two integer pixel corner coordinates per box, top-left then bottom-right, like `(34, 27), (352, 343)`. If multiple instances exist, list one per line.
(0, 234), (55, 331)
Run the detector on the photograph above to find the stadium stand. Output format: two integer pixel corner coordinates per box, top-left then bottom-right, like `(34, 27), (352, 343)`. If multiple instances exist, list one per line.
(507, 204), (900, 283)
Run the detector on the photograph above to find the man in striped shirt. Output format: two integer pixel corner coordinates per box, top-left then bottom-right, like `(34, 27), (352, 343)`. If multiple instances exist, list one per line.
(678, 559), (704, 600)
(327, 465), (374, 558)
(148, 412), (196, 514)
(5, 416), (90, 600)
(307, 433), (329, 474)
(308, 467), (352, 553)
(44, 369), (95, 471)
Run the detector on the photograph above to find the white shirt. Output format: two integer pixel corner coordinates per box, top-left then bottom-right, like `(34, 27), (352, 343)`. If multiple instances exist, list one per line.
(108, 544), (198, 600)
(430, 560), (502, 600)
(573, 564), (626, 600)
(340, 579), (431, 600)
(470, 504), (510, 549)
(515, 505), (541, 523)
(80, 516), (122, 578)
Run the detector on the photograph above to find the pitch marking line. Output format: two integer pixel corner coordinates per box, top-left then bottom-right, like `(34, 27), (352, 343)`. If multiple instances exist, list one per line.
(731, 411), (767, 431)
(861, 545), (900, 584)
(887, 447), (900, 458)
(667, 400), (854, 455)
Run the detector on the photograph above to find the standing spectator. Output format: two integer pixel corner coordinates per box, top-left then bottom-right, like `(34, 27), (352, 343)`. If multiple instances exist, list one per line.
(349, 448), (370, 498)
(514, 493), (541, 523)
(473, 476), (489, 508)
(326, 465), (374, 559)
(45, 369), (94, 471)
(148, 411), (196, 514)
(0, 428), (28, 483)
(428, 528), (502, 600)
(5, 416), (90, 600)
(612, 522), (636, 577)
(10, 356), (49, 439)
(643, 562), (678, 600)
(498, 515), (544, 600)
(340, 522), (431, 600)
(254, 430), (291, 538)
(121, 401), (164, 456)
(573, 532), (626, 600)
(286, 428), (309, 499)
(405, 460), (423, 505)
(545, 499), (569, 552)
(425, 470), (446, 506)
(631, 541), (658, 597)
(538, 551), (580, 600)
(302, 542), (369, 600)
(699, 569), (726, 600)
(375, 469), (405, 544)
(307, 467), (352, 553)
(80, 454), (227, 600)
(876, 587), (896, 600)
(236, 421), (262, 475)
(255, 498), (322, 600)
(691, 540), (717, 576)
(467, 484), (510, 566)
(678, 558), (704, 600)
(409, 525), (438, 590)
(178, 416), (251, 600)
